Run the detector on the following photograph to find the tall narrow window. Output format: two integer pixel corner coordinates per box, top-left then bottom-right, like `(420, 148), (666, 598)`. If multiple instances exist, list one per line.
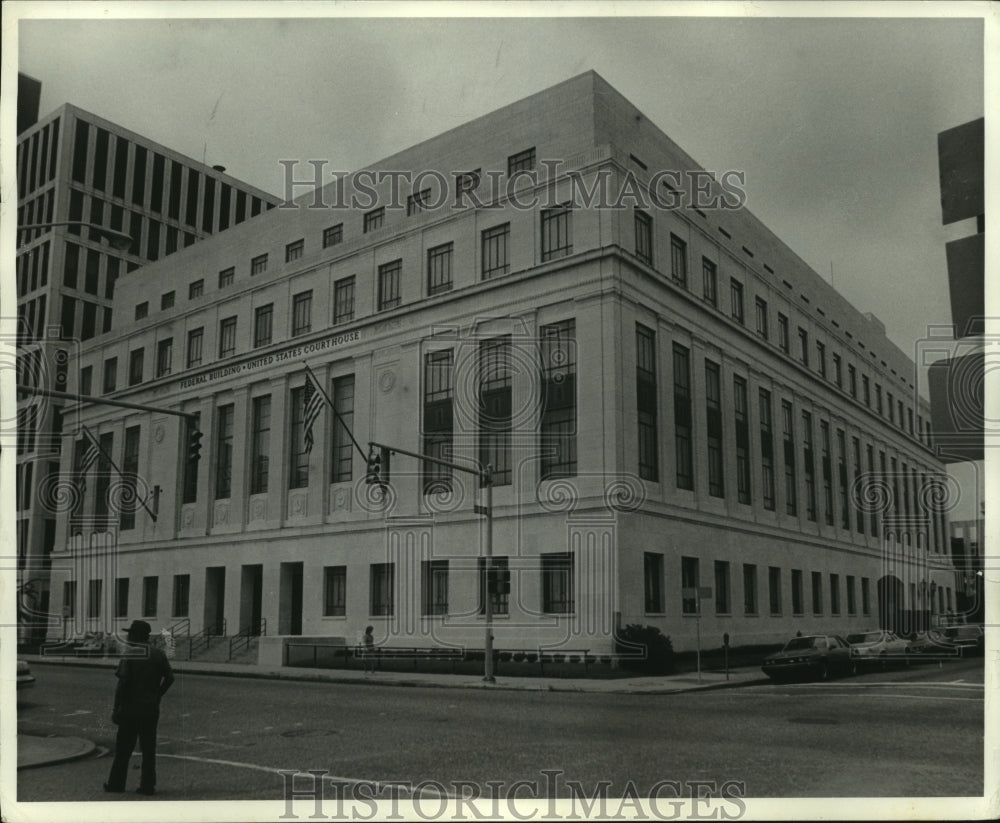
(285, 239), (304, 263)
(289, 387), (309, 490)
(479, 337), (512, 486)
(816, 341), (827, 378)
(846, 575), (857, 615)
(370, 563), (394, 616)
(142, 576), (158, 618)
(759, 389), (775, 510)
(187, 328), (204, 368)
(782, 400), (797, 515)
(791, 569), (804, 615)
(219, 267), (235, 288)
(331, 376), (355, 483)
(862, 577), (871, 615)
(292, 291), (312, 337)
(636, 325), (659, 482)
(811, 571), (823, 615)
(681, 557), (700, 614)
(427, 243), (453, 296)
(120, 426), (140, 530)
(423, 351), (453, 494)
(128, 348), (144, 386)
(540, 320), (577, 479)
(837, 429), (849, 530)
(542, 552), (574, 614)
(714, 561), (731, 614)
(670, 234), (687, 287)
(103, 357), (117, 394)
(479, 556), (509, 616)
(172, 575), (190, 618)
(215, 404), (234, 500)
(377, 260), (401, 311)
(323, 566), (346, 616)
(734, 376), (750, 504)
(705, 360), (724, 498)
(541, 206), (572, 261)
(755, 297), (768, 339)
(251, 253), (268, 276)
(730, 280), (745, 324)
(848, 364), (857, 398)
(798, 328), (809, 366)
(156, 338), (173, 378)
(363, 207), (384, 233)
(634, 211), (652, 265)
(778, 314), (789, 354)
(830, 574), (841, 615)
(254, 304), (273, 347)
(333, 276), (355, 324)
(323, 223), (343, 248)
(219, 317), (237, 357)
(853, 438), (864, 533)
(769, 567), (782, 615)
(833, 353), (843, 388)
(673, 343), (693, 490)
(820, 421), (833, 525)
(802, 411), (816, 521)
(421, 560), (449, 616)
(250, 395), (271, 494)
(481, 223), (510, 279)
(644, 552), (664, 613)
(702, 258), (717, 306)
(507, 147), (535, 175)
(182, 414), (200, 504)
(743, 564), (758, 615)
(115, 578), (129, 618)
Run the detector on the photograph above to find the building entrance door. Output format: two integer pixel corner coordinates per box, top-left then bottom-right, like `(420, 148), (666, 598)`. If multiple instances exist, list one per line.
(204, 566), (226, 635)
(279, 562), (303, 636)
(240, 564), (263, 635)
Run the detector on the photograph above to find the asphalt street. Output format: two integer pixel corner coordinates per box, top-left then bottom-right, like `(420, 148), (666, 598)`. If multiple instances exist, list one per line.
(16, 658), (984, 801)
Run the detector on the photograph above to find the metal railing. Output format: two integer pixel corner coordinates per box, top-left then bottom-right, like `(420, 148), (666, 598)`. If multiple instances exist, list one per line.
(187, 618), (227, 660)
(228, 618), (266, 661)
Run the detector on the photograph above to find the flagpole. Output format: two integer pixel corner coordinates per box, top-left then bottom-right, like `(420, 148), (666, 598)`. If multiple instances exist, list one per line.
(82, 426), (158, 523)
(303, 363), (366, 460)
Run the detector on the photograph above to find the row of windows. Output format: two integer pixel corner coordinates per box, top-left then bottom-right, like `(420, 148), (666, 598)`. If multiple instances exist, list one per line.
(630, 211), (929, 450)
(16, 239), (50, 300)
(631, 324), (948, 552)
(16, 115), (60, 200)
(16, 187), (56, 248)
(69, 117), (272, 231)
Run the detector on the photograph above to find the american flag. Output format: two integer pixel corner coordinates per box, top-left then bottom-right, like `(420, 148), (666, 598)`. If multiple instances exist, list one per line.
(77, 434), (101, 494)
(302, 372), (325, 454)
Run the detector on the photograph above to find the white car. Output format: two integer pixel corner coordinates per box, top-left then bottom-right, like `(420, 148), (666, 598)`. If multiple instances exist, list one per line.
(846, 630), (909, 669)
(17, 659), (36, 690)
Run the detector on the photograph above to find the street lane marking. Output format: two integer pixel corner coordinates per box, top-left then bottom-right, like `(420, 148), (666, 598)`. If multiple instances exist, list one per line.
(157, 753), (458, 798)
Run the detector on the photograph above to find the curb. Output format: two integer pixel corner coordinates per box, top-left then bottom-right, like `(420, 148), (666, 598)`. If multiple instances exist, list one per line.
(17, 735), (98, 771)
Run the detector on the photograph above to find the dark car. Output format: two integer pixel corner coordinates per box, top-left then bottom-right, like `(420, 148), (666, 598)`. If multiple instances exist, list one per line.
(761, 635), (855, 681)
(908, 626), (984, 659)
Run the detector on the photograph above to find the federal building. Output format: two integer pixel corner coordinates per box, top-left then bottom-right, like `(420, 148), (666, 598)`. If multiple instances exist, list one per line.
(45, 72), (958, 655)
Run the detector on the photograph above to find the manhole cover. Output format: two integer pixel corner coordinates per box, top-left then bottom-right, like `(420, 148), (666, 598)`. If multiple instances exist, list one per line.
(280, 729), (338, 738)
(788, 717), (839, 725)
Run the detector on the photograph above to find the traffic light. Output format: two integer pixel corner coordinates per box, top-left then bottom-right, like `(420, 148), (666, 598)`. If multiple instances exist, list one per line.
(187, 427), (203, 462)
(366, 448), (381, 485)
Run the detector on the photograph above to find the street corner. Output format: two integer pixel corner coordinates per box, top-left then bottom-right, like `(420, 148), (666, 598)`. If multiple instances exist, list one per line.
(16, 734), (98, 770)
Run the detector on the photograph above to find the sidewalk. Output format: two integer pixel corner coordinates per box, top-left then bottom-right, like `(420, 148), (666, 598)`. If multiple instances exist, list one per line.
(24, 652), (767, 694)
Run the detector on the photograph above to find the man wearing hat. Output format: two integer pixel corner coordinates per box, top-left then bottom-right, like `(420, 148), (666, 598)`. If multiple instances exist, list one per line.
(104, 620), (175, 795)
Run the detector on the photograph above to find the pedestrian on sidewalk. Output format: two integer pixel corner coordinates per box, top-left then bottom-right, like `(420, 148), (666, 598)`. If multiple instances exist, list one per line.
(104, 620), (175, 796)
(362, 625), (377, 675)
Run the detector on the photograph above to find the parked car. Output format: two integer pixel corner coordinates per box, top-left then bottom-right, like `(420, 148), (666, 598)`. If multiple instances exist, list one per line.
(939, 625), (984, 657)
(846, 630), (910, 669)
(17, 659), (36, 690)
(761, 635), (855, 681)
(905, 627), (983, 659)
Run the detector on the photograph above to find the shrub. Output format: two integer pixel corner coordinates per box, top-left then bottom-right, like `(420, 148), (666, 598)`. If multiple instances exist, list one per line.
(499, 651), (512, 662)
(615, 624), (674, 675)
(512, 652), (526, 662)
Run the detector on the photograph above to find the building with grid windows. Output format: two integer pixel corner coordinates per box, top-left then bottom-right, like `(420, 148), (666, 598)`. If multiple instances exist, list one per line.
(45, 72), (957, 656)
(14, 97), (279, 642)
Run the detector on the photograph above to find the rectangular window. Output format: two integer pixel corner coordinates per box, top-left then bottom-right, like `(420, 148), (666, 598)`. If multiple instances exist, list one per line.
(730, 280), (745, 324)
(250, 395), (271, 494)
(333, 276), (355, 324)
(172, 574), (190, 618)
(702, 258), (717, 306)
(540, 320), (577, 479)
(63, 580), (78, 619)
(407, 189), (430, 216)
(759, 389), (775, 510)
(87, 579), (102, 619)
(215, 404), (234, 500)
(118, 427), (140, 530)
(187, 328), (204, 368)
(791, 569), (804, 615)
(636, 324), (659, 482)
(377, 260), (401, 311)
(681, 556), (699, 615)
(849, 364), (858, 398)
(634, 211), (652, 265)
(798, 328), (809, 366)
(541, 206), (572, 261)
(705, 360), (724, 498)
(838, 429), (850, 530)
(135, 301), (148, 321)
(769, 567), (782, 615)
(128, 349), (144, 386)
(821, 421), (833, 526)
(421, 560), (449, 616)
(480, 556), (510, 616)
(102, 358), (117, 393)
(714, 561), (731, 615)
(816, 341), (826, 378)
(289, 387), (309, 490)
(189, 279), (204, 299)
(811, 571), (823, 615)
(370, 562), (394, 616)
(673, 343), (694, 490)
(363, 207), (384, 233)
(330, 375), (355, 483)
(427, 242), (453, 296)
(782, 400), (797, 515)
(479, 337), (512, 487)
(323, 223), (343, 248)
(743, 564), (758, 615)
(219, 267), (234, 288)
(887, 391), (894, 423)
(734, 376), (751, 504)
(778, 314), (789, 353)
(423, 351), (454, 493)
(542, 552), (574, 614)
(830, 574), (841, 615)
(115, 578), (129, 618)
(182, 414), (200, 504)
(846, 575), (857, 615)
(833, 353), (843, 388)
(161, 291), (175, 311)
(755, 297), (769, 339)
(142, 576), (158, 618)
(507, 147), (535, 174)
(292, 291), (312, 337)
(481, 223), (510, 279)
(251, 253), (268, 276)
(285, 238), (304, 263)
(802, 411), (816, 521)
(254, 305), (273, 348)
(323, 566), (346, 616)
(644, 552), (664, 613)
(670, 234), (687, 287)
(219, 316), (237, 357)
(876, 382), (883, 414)
(156, 338), (173, 378)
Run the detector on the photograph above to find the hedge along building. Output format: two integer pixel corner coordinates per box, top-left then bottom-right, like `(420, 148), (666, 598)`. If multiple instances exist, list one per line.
(47, 72), (958, 655)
